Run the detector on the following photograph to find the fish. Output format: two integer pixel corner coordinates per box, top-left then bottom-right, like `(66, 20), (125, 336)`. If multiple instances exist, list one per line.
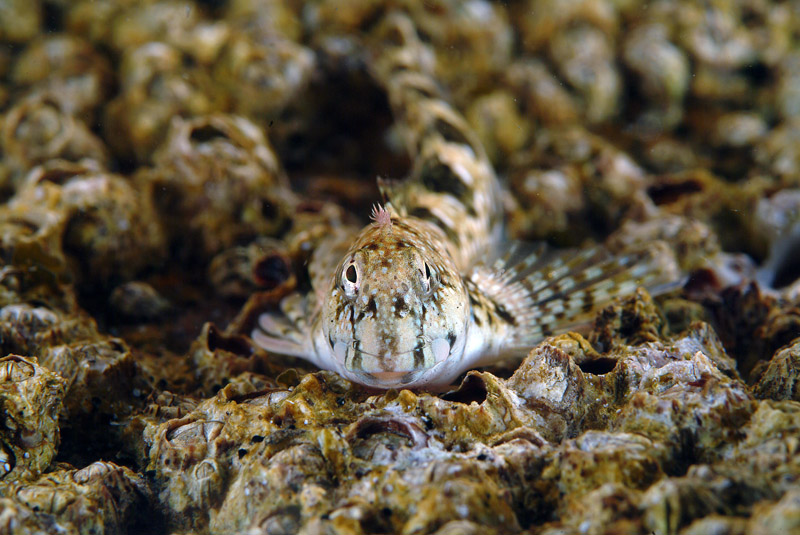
(251, 13), (680, 390)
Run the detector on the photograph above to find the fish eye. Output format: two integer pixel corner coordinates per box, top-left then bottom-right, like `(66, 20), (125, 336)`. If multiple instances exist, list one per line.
(345, 265), (357, 283)
(342, 262), (359, 297)
(420, 261), (434, 293)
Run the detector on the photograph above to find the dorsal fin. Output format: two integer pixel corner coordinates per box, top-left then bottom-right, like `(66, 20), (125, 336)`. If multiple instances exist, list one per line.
(376, 176), (404, 206)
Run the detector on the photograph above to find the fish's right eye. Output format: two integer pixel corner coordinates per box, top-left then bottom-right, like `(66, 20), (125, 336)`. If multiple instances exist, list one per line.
(341, 262), (359, 297)
(420, 261), (435, 295)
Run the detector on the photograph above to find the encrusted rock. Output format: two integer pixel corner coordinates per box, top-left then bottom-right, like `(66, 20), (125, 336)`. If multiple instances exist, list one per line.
(11, 34), (113, 121)
(0, 93), (109, 183)
(748, 489), (800, 535)
(0, 355), (65, 481)
(623, 23), (689, 130)
(147, 114), (294, 258)
(208, 237), (295, 300)
(104, 41), (220, 162)
(753, 339), (800, 401)
(0, 2), (799, 534)
(0, 0), (41, 43)
(0, 461), (151, 534)
(6, 160), (166, 284)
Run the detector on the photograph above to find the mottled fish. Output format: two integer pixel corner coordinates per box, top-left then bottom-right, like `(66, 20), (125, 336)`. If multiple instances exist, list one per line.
(252, 13), (679, 390)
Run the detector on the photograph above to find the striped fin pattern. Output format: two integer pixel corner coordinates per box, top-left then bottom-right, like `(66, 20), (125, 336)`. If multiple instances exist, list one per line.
(466, 241), (681, 358)
(251, 293), (312, 357)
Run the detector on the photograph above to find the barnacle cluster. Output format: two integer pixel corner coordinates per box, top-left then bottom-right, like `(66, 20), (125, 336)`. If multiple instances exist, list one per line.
(1, 1), (799, 534)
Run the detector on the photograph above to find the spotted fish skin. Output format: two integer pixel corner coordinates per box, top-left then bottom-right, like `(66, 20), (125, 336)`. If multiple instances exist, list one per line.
(251, 13), (680, 390)
(318, 209), (475, 388)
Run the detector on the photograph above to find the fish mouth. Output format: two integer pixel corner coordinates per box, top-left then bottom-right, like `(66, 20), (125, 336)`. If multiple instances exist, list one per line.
(339, 339), (431, 373)
(350, 368), (426, 388)
(333, 337), (451, 388)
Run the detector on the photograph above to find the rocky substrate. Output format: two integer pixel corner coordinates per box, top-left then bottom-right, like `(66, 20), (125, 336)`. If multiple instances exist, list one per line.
(0, 0), (799, 534)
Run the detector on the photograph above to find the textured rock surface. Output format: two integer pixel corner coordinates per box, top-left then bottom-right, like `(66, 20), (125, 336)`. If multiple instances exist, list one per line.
(0, 1), (799, 535)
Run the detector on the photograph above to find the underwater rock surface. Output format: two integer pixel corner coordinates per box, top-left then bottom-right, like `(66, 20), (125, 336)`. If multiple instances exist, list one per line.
(0, 1), (799, 534)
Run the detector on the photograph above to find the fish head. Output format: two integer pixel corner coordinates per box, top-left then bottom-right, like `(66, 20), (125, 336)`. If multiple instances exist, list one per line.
(320, 219), (469, 389)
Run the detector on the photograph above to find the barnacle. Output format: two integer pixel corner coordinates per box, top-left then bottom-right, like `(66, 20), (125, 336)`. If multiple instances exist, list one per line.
(0, 0), (41, 43)
(213, 34), (316, 120)
(0, 355), (65, 481)
(7, 159), (166, 283)
(0, 461), (149, 533)
(622, 24), (690, 130)
(109, 281), (171, 321)
(11, 34), (113, 121)
(104, 42), (220, 162)
(0, 93), (109, 182)
(147, 113), (294, 257)
(208, 237), (295, 299)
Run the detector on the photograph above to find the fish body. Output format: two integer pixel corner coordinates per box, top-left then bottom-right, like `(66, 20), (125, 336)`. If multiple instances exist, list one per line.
(252, 13), (679, 390)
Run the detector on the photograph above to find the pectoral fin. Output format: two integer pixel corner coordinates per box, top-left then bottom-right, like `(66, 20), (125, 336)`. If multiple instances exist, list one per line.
(464, 241), (682, 365)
